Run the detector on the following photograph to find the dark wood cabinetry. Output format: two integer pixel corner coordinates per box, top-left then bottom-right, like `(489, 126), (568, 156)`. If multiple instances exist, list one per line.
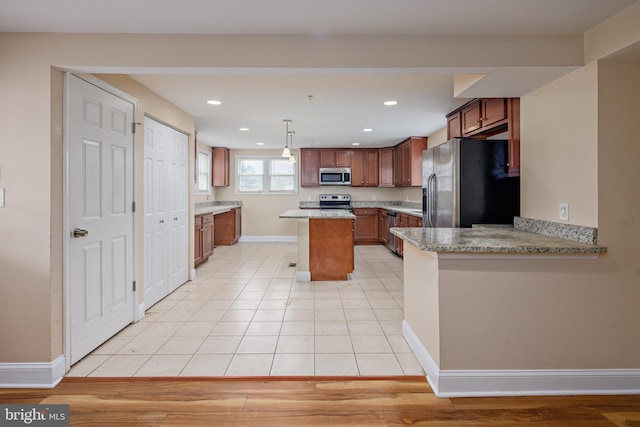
(309, 218), (354, 281)
(211, 147), (230, 187)
(195, 213), (214, 267)
(394, 137), (427, 187)
(353, 208), (380, 244)
(394, 212), (422, 257)
(378, 148), (394, 187)
(461, 98), (507, 136)
(214, 207), (241, 246)
(351, 150), (379, 187)
(320, 149), (351, 167)
(300, 149), (320, 187)
(447, 112), (462, 139)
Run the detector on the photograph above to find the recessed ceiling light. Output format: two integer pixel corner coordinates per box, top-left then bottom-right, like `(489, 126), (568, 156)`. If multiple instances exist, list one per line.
(239, 127), (250, 132)
(363, 128), (373, 132)
(352, 142), (361, 146)
(207, 100), (221, 105)
(256, 142), (264, 146)
(383, 100), (398, 106)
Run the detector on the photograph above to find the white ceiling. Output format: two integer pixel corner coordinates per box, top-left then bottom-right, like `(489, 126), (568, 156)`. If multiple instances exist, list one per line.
(2, 0), (638, 149)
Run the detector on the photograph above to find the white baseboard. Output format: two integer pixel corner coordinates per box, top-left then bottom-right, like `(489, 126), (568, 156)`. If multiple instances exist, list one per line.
(402, 320), (640, 398)
(295, 271), (311, 281)
(0, 355), (66, 388)
(239, 235), (297, 242)
(189, 268), (197, 280)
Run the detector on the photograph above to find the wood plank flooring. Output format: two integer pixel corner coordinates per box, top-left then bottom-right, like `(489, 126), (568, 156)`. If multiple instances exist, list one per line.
(1, 377), (639, 426)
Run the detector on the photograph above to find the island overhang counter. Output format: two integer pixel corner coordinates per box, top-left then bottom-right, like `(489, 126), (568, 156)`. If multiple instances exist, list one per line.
(391, 225), (609, 398)
(279, 209), (355, 281)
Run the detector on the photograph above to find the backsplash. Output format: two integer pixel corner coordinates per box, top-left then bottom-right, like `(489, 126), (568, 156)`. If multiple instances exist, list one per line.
(514, 217), (598, 244)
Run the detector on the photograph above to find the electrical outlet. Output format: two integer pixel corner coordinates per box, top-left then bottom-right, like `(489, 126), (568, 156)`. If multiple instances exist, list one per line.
(372, 195), (376, 201)
(559, 202), (569, 221)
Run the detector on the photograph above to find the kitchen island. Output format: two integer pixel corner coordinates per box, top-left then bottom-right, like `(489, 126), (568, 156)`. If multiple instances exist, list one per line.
(391, 221), (609, 397)
(279, 209), (355, 281)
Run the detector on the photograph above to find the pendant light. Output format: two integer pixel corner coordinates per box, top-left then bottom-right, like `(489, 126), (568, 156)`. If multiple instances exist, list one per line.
(281, 119), (292, 158)
(288, 131), (296, 163)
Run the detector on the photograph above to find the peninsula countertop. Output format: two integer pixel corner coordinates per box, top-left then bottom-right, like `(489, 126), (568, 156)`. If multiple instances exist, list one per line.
(279, 209), (356, 219)
(194, 204), (241, 216)
(391, 227), (607, 254)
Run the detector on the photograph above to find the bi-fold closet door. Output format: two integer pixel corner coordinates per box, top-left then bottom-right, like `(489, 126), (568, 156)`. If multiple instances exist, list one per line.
(143, 117), (189, 309)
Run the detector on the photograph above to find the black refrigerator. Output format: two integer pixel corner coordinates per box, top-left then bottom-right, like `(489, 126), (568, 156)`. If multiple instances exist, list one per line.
(422, 137), (520, 227)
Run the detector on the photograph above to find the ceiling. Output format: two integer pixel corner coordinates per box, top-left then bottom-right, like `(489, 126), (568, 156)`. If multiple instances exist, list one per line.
(2, 0), (638, 149)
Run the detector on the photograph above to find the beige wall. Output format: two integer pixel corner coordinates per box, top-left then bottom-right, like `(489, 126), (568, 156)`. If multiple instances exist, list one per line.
(520, 64), (599, 227)
(427, 127), (448, 149)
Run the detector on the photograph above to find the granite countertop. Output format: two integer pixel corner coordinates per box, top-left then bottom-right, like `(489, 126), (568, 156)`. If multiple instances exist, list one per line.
(300, 201), (423, 217)
(194, 204), (241, 215)
(280, 209), (356, 219)
(391, 227), (607, 254)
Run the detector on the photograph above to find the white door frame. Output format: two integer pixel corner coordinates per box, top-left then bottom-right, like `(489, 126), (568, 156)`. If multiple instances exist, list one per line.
(62, 72), (141, 372)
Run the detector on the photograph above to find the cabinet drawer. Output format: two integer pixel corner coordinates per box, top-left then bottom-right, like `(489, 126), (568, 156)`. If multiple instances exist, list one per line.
(195, 215), (203, 226)
(201, 213), (213, 224)
(353, 208), (376, 215)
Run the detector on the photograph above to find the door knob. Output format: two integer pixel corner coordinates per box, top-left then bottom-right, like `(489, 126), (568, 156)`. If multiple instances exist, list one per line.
(72, 228), (88, 238)
(160, 219), (165, 224)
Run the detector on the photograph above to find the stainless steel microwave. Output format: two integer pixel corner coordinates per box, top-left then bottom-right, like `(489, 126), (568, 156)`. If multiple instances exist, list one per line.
(319, 167), (351, 186)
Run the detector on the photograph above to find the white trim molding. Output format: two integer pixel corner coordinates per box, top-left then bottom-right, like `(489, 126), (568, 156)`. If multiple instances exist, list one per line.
(0, 356), (66, 388)
(137, 303), (146, 321)
(402, 320), (640, 398)
(295, 271), (311, 281)
(239, 235), (297, 242)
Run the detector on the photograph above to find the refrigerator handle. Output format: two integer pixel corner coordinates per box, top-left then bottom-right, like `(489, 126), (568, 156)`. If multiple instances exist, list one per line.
(427, 173), (435, 227)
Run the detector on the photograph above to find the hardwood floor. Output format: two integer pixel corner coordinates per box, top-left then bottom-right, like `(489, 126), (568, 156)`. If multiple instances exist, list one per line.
(1, 377), (639, 426)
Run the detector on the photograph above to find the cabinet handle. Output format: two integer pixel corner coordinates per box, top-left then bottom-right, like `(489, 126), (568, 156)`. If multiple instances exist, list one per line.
(160, 219), (164, 224)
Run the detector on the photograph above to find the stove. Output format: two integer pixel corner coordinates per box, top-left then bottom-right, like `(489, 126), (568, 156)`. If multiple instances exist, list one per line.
(319, 194), (352, 211)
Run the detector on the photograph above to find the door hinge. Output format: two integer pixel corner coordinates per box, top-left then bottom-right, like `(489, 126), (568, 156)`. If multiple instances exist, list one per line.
(132, 122), (141, 134)
(132, 201), (136, 212)
(133, 281), (137, 292)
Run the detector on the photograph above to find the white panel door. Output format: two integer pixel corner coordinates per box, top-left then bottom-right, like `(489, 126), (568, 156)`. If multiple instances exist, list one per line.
(67, 75), (135, 364)
(143, 118), (188, 308)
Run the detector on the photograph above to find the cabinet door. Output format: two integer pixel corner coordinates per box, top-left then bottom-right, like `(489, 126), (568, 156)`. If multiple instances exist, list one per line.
(194, 218), (203, 266)
(353, 208), (379, 243)
(202, 221), (213, 258)
(378, 148), (394, 187)
(351, 150), (366, 186)
(212, 147), (229, 187)
(401, 143), (412, 185)
(320, 150), (336, 167)
(481, 98), (507, 128)
(300, 149), (320, 187)
(393, 146), (402, 186)
(461, 101), (482, 135)
(365, 150), (379, 186)
(335, 150), (351, 167)
(447, 112), (462, 139)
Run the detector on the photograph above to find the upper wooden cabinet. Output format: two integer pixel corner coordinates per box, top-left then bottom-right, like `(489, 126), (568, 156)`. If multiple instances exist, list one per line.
(447, 112), (462, 139)
(394, 137), (427, 187)
(211, 147), (230, 187)
(320, 149), (351, 167)
(378, 148), (394, 187)
(300, 149), (320, 187)
(461, 98), (507, 136)
(447, 98), (520, 177)
(351, 150), (379, 187)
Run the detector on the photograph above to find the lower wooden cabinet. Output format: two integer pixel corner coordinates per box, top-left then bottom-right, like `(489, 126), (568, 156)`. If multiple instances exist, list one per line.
(309, 218), (354, 281)
(214, 207), (242, 246)
(195, 213), (214, 267)
(395, 213), (422, 257)
(353, 208), (380, 244)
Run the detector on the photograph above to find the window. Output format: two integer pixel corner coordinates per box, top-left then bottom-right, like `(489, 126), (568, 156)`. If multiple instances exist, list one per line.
(236, 156), (297, 194)
(195, 149), (211, 195)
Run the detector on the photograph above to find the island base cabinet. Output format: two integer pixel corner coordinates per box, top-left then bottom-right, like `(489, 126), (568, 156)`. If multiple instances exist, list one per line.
(214, 208), (241, 246)
(309, 218), (354, 281)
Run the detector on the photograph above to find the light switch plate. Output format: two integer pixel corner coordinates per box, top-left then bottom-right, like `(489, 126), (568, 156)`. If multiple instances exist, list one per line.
(0, 188), (5, 208)
(559, 202), (569, 221)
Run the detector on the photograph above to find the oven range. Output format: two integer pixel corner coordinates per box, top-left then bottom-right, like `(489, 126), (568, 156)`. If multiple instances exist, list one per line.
(318, 194), (352, 211)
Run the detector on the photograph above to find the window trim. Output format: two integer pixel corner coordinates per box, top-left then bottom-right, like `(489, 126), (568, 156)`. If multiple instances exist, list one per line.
(235, 155), (298, 195)
(195, 148), (211, 196)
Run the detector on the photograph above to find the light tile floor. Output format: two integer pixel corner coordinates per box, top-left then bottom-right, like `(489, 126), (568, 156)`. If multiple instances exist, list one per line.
(67, 243), (424, 377)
